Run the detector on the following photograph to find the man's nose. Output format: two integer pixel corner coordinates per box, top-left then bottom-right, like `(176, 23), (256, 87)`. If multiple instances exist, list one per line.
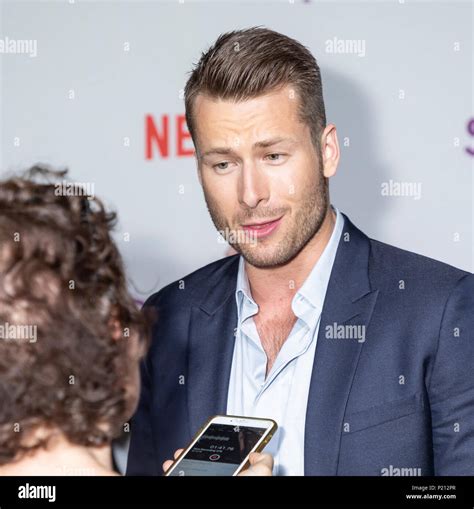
(238, 162), (269, 209)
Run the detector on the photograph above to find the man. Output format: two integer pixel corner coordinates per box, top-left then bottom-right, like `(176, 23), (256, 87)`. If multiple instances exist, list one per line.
(127, 28), (474, 476)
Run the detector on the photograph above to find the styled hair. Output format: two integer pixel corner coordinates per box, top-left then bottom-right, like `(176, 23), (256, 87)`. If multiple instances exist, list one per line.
(184, 27), (326, 152)
(0, 165), (150, 465)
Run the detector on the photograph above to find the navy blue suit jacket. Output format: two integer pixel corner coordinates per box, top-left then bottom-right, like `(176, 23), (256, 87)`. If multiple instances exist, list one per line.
(126, 214), (474, 475)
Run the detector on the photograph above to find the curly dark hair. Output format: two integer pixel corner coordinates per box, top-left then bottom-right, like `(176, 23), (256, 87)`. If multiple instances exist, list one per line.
(0, 165), (151, 465)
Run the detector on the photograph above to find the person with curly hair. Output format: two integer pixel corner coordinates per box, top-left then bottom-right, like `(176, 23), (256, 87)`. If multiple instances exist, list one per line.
(0, 165), (273, 476)
(0, 165), (150, 475)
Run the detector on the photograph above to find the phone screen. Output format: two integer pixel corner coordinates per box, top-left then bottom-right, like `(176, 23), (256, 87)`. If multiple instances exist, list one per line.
(167, 423), (267, 476)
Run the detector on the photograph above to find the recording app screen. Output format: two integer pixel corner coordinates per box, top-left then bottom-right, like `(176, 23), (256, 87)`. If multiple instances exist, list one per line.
(168, 423), (267, 476)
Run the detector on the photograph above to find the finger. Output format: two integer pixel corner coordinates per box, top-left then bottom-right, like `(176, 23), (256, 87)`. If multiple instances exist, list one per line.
(162, 449), (185, 473)
(162, 459), (173, 473)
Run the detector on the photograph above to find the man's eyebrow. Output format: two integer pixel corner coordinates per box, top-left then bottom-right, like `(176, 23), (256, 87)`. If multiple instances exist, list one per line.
(253, 137), (297, 149)
(200, 137), (297, 158)
(200, 147), (235, 158)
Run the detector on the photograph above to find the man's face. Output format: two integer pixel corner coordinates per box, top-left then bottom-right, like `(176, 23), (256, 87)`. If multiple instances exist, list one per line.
(194, 86), (331, 268)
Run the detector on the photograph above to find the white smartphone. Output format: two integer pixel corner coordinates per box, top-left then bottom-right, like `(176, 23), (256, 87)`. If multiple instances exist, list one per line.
(164, 414), (277, 476)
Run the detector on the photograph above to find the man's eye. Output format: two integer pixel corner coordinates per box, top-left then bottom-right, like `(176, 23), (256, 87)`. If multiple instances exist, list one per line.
(265, 153), (284, 161)
(213, 161), (230, 171)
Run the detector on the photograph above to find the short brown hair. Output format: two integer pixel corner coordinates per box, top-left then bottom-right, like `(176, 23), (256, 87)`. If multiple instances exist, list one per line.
(0, 165), (150, 464)
(184, 27), (326, 152)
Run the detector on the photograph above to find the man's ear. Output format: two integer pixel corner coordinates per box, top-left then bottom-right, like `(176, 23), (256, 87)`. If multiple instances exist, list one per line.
(197, 164), (203, 186)
(321, 123), (340, 179)
(194, 143), (203, 186)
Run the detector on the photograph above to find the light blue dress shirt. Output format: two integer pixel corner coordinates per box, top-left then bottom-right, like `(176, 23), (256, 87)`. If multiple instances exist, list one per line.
(226, 206), (344, 475)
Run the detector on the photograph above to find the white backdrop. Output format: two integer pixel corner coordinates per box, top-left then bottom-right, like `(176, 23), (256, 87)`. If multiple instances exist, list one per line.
(1, 0), (473, 474)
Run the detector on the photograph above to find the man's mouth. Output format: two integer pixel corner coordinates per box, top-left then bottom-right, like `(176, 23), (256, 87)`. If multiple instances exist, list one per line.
(241, 216), (283, 239)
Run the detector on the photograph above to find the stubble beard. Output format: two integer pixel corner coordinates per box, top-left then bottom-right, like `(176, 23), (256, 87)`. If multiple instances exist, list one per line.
(203, 164), (329, 269)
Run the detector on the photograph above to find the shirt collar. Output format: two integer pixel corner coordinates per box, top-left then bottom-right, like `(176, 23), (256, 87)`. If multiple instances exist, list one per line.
(235, 254), (256, 324)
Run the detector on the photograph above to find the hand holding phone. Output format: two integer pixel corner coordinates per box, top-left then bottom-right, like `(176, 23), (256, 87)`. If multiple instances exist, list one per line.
(163, 449), (274, 476)
(163, 415), (277, 476)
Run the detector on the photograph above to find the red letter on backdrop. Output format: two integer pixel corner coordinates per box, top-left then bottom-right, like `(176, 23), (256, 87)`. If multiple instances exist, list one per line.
(176, 115), (195, 157)
(145, 114), (169, 159)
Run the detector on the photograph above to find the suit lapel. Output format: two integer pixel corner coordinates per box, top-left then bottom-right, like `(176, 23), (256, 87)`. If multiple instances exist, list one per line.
(304, 215), (379, 475)
(186, 255), (239, 438)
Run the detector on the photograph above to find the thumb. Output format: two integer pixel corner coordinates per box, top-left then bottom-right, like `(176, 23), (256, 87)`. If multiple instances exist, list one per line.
(239, 452), (273, 476)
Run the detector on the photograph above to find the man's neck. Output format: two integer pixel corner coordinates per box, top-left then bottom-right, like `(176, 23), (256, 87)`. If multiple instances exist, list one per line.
(245, 207), (336, 308)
